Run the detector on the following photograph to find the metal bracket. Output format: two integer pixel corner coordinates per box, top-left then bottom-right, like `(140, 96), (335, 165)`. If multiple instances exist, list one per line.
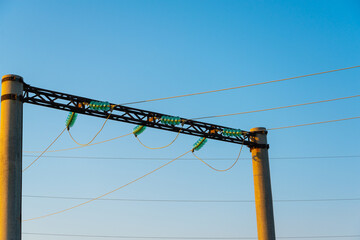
(2, 75), (24, 83)
(248, 143), (270, 151)
(248, 130), (268, 136)
(1, 94), (23, 102)
(22, 84), (254, 146)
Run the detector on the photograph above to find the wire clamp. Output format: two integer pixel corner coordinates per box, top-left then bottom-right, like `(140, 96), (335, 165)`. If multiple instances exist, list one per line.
(248, 143), (270, 151)
(1, 94), (23, 102)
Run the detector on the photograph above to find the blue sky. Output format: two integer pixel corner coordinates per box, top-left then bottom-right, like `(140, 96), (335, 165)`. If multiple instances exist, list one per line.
(1, 0), (360, 239)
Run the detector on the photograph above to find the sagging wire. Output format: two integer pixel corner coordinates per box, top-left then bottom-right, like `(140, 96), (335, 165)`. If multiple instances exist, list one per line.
(66, 102), (116, 146)
(23, 103), (112, 172)
(23, 132), (133, 154)
(23, 102), (131, 161)
(133, 116), (187, 150)
(22, 127), (67, 172)
(191, 128), (245, 172)
(192, 144), (244, 172)
(23, 149), (192, 222)
(67, 114), (112, 146)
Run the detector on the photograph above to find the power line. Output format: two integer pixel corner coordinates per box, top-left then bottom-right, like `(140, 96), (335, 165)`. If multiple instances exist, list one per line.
(22, 195), (360, 203)
(269, 116), (360, 130)
(23, 150), (192, 222)
(21, 232), (360, 239)
(193, 95), (360, 120)
(22, 155), (360, 160)
(24, 98), (359, 154)
(23, 132), (133, 154)
(134, 126), (183, 150)
(23, 113), (114, 171)
(22, 127), (66, 172)
(67, 113), (112, 146)
(121, 65), (360, 105)
(192, 144), (244, 172)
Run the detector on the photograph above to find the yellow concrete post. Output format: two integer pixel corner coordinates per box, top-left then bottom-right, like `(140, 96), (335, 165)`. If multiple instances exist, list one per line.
(0, 75), (23, 240)
(250, 127), (275, 240)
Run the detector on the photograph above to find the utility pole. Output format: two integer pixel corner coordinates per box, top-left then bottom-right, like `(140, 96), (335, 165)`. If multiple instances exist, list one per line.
(0, 75), (23, 240)
(250, 127), (275, 240)
(0, 75), (275, 239)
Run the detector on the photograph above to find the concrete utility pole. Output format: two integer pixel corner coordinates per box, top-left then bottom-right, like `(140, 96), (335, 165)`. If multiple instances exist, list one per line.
(250, 127), (275, 240)
(0, 74), (23, 240)
(0, 74), (275, 240)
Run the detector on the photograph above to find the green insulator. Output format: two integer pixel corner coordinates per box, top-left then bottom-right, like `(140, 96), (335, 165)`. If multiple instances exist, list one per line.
(65, 112), (78, 129)
(223, 128), (243, 136)
(160, 115), (181, 125)
(193, 137), (207, 151)
(104, 102), (111, 111)
(133, 125), (146, 136)
(88, 101), (111, 111)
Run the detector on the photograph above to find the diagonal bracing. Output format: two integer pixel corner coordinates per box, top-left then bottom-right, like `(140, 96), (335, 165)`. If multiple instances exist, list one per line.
(22, 84), (265, 148)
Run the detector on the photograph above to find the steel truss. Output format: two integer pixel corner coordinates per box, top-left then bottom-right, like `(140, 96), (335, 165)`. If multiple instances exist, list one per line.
(23, 84), (267, 148)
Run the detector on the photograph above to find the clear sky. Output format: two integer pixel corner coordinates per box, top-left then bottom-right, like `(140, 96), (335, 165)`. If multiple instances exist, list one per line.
(1, 0), (360, 239)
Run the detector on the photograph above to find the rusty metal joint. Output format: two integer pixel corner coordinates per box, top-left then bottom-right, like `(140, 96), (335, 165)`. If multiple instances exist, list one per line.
(248, 130), (268, 136)
(2, 76), (24, 83)
(248, 143), (269, 150)
(1, 94), (23, 102)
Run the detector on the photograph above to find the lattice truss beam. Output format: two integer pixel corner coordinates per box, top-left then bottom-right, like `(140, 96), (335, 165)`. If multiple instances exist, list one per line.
(23, 84), (264, 147)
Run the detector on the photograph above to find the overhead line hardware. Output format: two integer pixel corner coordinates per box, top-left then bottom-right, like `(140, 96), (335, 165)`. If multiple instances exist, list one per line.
(23, 150), (193, 221)
(194, 94), (360, 120)
(21, 232), (360, 239)
(21, 154), (360, 160)
(121, 65), (360, 105)
(22, 195), (360, 202)
(65, 112), (77, 130)
(22, 84), (265, 148)
(268, 116), (360, 130)
(133, 125), (147, 136)
(192, 137), (208, 152)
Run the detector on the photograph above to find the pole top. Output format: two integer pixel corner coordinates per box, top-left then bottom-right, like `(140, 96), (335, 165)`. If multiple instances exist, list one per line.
(2, 74), (23, 83)
(249, 127), (269, 149)
(250, 127), (267, 132)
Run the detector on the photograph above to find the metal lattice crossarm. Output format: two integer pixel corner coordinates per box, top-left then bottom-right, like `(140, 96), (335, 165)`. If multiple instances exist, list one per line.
(1, 75), (275, 238)
(22, 84), (267, 148)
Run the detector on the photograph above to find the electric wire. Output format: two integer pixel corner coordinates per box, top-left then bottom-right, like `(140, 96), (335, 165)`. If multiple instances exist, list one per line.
(23, 149), (192, 222)
(24, 95), (359, 153)
(23, 132), (133, 154)
(21, 232), (360, 239)
(67, 104), (119, 146)
(134, 131), (181, 149)
(22, 127), (67, 172)
(193, 94), (360, 120)
(22, 195), (360, 203)
(269, 116), (360, 130)
(67, 113), (112, 146)
(22, 155), (360, 160)
(121, 65), (360, 105)
(134, 122), (187, 150)
(192, 144), (244, 172)
(26, 120), (186, 153)
(22, 115), (360, 154)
